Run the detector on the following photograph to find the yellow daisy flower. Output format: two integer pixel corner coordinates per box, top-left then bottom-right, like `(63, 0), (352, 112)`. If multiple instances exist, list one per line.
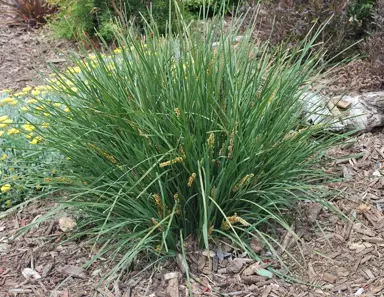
(1, 184), (11, 193)
(7, 128), (20, 135)
(22, 124), (35, 132)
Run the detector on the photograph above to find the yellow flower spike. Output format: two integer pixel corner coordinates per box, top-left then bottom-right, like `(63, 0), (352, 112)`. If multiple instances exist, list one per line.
(113, 48), (122, 54)
(26, 132), (34, 139)
(31, 90), (41, 96)
(35, 85), (48, 91)
(53, 103), (61, 107)
(21, 106), (29, 111)
(22, 124), (35, 132)
(43, 112), (50, 117)
(1, 97), (16, 105)
(22, 86), (32, 93)
(64, 107), (70, 113)
(0, 115), (9, 122)
(26, 99), (38, 104)
(42, 122), (49, 128)
(71, 87), (78, 92)
(30, 136), (43, 145)
(13, 91), (27, 97)
(0, 154), (7, 160)
(7, 128), (20, 135)
(67, 66), (81, 74)
(0, 131), (4, 137)
(1, 184), (11, 193)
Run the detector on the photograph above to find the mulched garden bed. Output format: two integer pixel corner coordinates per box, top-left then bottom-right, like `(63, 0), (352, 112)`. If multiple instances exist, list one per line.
(2, 5), (384, 297)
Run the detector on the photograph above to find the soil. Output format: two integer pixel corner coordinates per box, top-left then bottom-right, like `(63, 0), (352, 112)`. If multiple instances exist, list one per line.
(2, 5), (384, 297)
(0, 7), (76, 91)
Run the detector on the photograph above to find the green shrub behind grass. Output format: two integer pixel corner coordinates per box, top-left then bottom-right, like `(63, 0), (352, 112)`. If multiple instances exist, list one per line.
(47, 0), (183, 41)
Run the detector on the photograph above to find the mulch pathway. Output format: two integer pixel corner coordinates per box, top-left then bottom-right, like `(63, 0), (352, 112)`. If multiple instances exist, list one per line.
(0, 5), (76, 91)
(2, 6), (384, 297)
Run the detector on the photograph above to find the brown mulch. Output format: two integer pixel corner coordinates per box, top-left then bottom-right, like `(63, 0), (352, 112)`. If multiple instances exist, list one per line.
(2, 134), (384, 297)
(2, 6), (384, 297)
(0, 6), (76, 91)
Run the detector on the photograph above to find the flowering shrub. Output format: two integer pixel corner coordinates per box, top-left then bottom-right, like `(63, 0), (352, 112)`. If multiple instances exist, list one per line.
(0, 87), (68, 210)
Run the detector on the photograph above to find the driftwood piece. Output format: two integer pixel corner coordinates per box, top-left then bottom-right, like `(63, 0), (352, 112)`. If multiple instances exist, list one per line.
(302, 91), (384, 133)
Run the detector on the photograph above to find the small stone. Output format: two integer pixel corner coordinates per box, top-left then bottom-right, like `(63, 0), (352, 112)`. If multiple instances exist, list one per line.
(0, 243), (10, 254)
(56, 265), (87, 279)
(323, 272), (337, 284)
(164, 272), (179, 281)
(242, 262), (262, 276)
(202, 250), (215, 257)
(22, 268), (42, 280)
(250, 237), (265, 253)
(58, 217), (77, 232)
(226, 258), (243, 273)
(42, 263), (54, 278)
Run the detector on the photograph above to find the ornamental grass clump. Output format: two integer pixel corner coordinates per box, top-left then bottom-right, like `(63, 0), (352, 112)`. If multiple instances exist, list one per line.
(29, 16), (345, 274)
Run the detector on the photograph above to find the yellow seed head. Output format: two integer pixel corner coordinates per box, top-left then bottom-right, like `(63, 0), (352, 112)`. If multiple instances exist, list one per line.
(174, 107), (180, 119)
(210, 186), (216, 198)
(159, 156), (184, 168)
(153, 193), (163, 216)
(187, 173), (196, 187)
(152, 218), (163, 231)
(233, 174), (254, 192)
(207, 132), (215, 150)
(208, 224), (214, 235)
(221, 213), (250, 231)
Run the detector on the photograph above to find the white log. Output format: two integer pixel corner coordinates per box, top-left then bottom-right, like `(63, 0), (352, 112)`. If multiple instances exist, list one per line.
(302, 91), (384, 133)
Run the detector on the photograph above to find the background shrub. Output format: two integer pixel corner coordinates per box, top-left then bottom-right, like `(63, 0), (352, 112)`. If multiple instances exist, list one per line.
(47, 0), (181, 41)
(46, 0), (243, 41)
(367, 0), (384, 76)
(256, 0), (377, 60)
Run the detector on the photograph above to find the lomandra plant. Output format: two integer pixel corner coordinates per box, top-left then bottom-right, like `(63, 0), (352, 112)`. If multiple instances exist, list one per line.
(29, 12), (345, 276)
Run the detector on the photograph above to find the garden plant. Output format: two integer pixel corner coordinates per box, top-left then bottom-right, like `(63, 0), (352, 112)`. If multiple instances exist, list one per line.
(0, 8), (348, 281)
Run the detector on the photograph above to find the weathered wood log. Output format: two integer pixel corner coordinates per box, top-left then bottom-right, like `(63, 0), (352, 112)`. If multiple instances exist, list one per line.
(302, 91), (384, 133)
